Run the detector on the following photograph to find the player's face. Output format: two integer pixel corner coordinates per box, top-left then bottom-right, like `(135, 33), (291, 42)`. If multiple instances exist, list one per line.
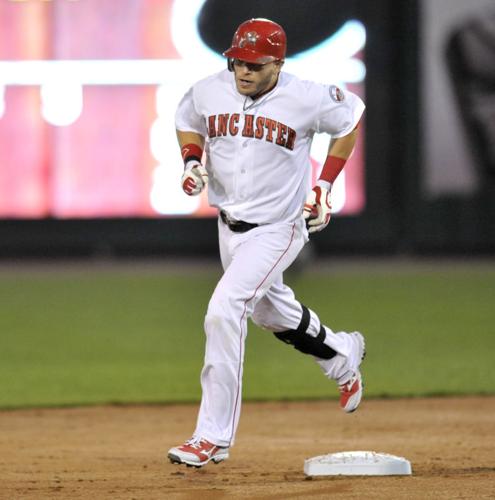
(233, 59), (283, 98)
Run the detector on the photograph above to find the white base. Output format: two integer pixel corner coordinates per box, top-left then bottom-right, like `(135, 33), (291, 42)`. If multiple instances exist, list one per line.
(304, 451), (412, 476)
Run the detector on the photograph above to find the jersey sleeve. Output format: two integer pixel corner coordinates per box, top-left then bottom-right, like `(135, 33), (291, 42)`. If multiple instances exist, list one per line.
(175, 86), (207, 136)
(314, 84), (365, 138)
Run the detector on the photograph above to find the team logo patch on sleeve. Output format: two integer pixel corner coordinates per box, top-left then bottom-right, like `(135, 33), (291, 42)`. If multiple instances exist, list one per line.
(329, 85), (345, 103)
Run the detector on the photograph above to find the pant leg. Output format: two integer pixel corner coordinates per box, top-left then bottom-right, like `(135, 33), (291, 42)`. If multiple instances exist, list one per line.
(194, 218), (305, 447)
(251, 278), (358, 381)
(251, 276), (315, 332)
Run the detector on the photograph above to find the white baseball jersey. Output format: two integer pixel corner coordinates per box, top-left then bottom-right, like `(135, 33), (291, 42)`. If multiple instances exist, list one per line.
(175, 69), (365, 224)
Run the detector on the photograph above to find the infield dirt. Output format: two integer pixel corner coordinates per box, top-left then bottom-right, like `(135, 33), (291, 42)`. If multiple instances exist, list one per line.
(1, 397), (494, 499)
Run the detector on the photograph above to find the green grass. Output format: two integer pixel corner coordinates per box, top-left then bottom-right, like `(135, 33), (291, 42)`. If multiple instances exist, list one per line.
(0, 261), (494, 408)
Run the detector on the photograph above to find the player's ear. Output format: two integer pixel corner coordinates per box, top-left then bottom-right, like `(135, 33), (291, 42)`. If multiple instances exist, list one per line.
(227, 58), (234, 71)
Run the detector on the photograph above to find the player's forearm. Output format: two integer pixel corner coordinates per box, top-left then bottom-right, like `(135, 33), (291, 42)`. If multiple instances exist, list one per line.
(327, 127), (359, 160)
(176, 130), (206, 169)
(318, 126), (359, 189)
(176, 130), (205, 149)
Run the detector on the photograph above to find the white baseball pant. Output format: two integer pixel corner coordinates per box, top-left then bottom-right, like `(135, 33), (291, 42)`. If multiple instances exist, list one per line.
(193, 216), (357, 447)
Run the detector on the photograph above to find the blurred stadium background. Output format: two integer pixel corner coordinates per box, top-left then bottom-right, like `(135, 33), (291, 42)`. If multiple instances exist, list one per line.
(0, 0), (494, 409)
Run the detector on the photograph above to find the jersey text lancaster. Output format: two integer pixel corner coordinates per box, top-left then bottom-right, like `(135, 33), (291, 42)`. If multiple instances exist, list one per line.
(207, 113), (296, 151)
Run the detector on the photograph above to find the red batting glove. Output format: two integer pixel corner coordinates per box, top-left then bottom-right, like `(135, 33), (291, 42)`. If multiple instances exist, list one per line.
(181, 162), (208, 196)
(303, 185), (332, 233)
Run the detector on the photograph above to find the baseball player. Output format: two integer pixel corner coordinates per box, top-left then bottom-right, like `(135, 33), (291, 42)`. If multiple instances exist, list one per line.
(168, 18), (365, 468)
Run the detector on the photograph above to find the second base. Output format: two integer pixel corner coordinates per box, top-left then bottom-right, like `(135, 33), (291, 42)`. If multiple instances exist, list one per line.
(304, 451), (412, 476)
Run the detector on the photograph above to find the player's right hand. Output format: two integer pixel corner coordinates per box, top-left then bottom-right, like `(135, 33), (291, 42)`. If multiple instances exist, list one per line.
(181, 162), (208, 196)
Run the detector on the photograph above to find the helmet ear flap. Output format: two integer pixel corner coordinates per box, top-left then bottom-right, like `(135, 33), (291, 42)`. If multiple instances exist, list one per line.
(227, 58), (234, 71)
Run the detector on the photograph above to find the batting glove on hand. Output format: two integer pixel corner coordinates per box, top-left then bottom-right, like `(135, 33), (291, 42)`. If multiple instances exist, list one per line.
(303, 185), (332, 233)
(181, 161), (208, 196)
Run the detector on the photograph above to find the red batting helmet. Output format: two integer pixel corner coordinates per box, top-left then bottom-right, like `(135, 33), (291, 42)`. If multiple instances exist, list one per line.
(223, 18), (287, 64)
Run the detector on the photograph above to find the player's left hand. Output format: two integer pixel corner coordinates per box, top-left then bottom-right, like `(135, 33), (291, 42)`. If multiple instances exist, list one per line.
(303, 185), (332, 233)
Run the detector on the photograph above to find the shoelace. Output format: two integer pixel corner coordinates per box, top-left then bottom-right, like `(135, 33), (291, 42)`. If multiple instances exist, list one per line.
(185, 438), (207, 450)
(339, 376), (356, 393)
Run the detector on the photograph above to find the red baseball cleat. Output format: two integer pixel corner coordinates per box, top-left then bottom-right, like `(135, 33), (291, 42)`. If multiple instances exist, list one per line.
(339, 371), (363, 413)
(168, 437), (229, 468)
(338, 331), (365, 413)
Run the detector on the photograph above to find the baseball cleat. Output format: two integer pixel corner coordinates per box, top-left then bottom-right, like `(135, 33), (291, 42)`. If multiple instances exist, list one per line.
(168, 437), (229, 467)
(339, 332), (365, 413)
(339, 371), (363, 413)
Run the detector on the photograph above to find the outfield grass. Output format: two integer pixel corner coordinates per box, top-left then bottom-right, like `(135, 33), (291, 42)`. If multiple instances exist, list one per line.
(0, 260), (494, 408)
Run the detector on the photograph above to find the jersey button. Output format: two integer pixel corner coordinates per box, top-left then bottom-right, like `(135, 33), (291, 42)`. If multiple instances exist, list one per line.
(241, 169), (246, 174)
